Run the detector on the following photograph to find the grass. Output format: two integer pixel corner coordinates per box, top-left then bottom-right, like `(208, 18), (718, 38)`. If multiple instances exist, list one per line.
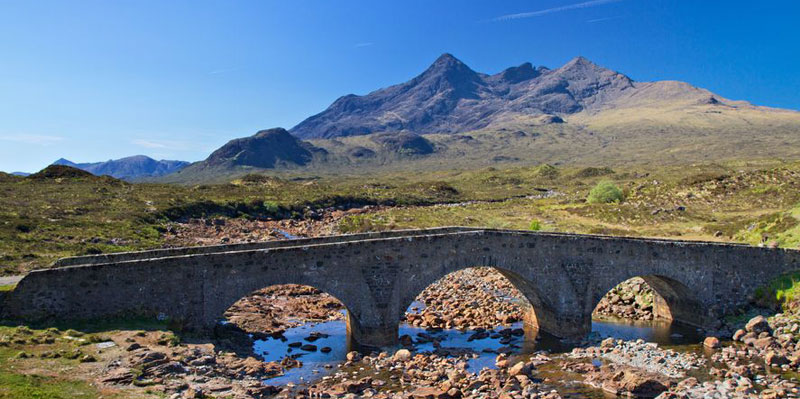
(754, 271), (800, 313)
(0, 324), (162, 399)
(334, 161), (800, 246)
(0, 368), (99, 399)
(5, 159), (800, 275)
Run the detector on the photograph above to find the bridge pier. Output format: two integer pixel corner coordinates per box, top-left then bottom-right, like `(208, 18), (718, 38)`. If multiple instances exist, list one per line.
(642, 275), (711, 329)
(346, 313), (398, 350)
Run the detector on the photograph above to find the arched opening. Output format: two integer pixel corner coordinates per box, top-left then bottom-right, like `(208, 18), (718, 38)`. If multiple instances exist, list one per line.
(591, 276), (704, 344)
(397, 266), (555, 368)
(217, 284), (351, 385)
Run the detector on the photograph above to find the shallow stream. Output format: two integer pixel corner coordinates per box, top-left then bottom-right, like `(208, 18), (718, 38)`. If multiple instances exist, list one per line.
(250, 311), (704, 387)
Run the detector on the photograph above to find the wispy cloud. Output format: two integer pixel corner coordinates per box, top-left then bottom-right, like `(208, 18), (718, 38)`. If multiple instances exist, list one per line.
(132, 138), (218, 154)
(0, 134), (64, 146)
(132, 139), (170, 149)
(587, 15), (624, 23)
(354, 42), (374, 48)
(208, 66), (244, 75)
(491, 0), (624, 22)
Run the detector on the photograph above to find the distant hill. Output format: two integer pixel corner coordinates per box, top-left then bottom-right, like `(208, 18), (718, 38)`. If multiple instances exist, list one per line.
(163, 128), (327, 182)
(10, 172), (30, 177)
(161, 54), (800, 183)
(52, 155), (189, 181)
(29, 165), (106, 180)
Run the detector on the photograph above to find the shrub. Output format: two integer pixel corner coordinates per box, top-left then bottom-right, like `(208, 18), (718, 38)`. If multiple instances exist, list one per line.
(754, 271), (800, 313)
(529, 220), (542, 231)
(575, 166), (615, 178)
(533, 164), (559, 179)
(587, 181), (624, 204)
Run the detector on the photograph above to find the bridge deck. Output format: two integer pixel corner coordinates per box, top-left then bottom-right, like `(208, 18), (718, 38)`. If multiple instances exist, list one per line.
(52, 226), (758, 270)
(54, 226), (483, 267)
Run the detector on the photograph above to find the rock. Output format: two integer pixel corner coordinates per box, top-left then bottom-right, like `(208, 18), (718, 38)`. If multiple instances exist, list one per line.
(765, 351), (790, 366)
(300, 344), (317, 352)
(495, 354), (509, 368)
(410, 386), (449, 399)
(346, 351), (361, 362)
(508, 361), (530, 377)
(754, 337), (774, 349)
(745, 315), (771, 334)
(320, 346), (332, 353)
(732, 329), (746, 341)
(100, 367), (134, 384)
(393, 349), (412, 361)
(80, 354), (97, 363)
(703, 336), (721, 349)
(182, 388), (204, 399)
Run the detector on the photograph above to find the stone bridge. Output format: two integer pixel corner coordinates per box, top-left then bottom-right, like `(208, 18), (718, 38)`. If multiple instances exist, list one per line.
(3, 227), (799, 349)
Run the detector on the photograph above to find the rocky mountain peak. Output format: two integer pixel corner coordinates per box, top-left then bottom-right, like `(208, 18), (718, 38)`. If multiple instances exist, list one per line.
(289, 54), (689, 139)
(497, 62), (540, 84)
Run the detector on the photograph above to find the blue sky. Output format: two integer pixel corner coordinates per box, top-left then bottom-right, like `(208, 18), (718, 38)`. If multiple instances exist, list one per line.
(1, 0), (798, 172)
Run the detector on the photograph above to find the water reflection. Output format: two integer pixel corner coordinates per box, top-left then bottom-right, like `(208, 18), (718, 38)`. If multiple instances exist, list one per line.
(591, 315), (703, 346)
(250, 312), (703, 385)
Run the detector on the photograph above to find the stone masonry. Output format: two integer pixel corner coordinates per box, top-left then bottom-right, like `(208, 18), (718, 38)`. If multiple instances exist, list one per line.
(3, 227), (799, 349)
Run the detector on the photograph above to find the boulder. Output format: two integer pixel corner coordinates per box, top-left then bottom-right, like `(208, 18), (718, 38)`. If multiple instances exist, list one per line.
(410, 386), (450, 399)
(508, 361), (530, 377)
(703, 336), (721, 349)
(393, 349), (412, 362)
(745, 315), (771, 334)
(765, 351), (790, 366)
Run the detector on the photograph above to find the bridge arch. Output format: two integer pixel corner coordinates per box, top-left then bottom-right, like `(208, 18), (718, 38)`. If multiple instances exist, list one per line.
(398, 266), (541, 332)
(198, 259), (388, 350)
(590, 274), (705, 328)
(394, 254), (584, 340)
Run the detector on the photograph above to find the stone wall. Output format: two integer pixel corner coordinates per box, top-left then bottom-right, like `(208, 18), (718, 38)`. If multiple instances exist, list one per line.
(4, 228), (799, 349)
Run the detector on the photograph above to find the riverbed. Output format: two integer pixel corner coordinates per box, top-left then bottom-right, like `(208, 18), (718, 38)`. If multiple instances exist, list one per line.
(250, 311), (704, 388)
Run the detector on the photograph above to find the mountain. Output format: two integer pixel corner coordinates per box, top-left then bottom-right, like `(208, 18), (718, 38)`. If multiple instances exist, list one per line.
(161, 54), (800, 183)
(162, 128), (327, 182)
(52, 155), (189, 181)
(10, 172), (30, 177)
(290, 54), (799, 139)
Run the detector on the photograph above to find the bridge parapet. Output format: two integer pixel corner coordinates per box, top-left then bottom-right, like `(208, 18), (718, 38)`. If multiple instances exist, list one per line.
(53, 226), (482, 267)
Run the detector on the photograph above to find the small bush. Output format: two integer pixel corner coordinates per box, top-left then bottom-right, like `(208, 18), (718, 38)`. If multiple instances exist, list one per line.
(587, 181), (624, 204)
(754, 271), (800, 313)
(529, 220), (542, 231)
(533, 164), (559, 179)
(575, 166), (615, 178)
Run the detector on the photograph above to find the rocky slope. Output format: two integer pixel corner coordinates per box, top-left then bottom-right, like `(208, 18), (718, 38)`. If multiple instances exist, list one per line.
(290, 53), (799, 140)
(52, 155), (188, 181)
(163, 128), (327, 181)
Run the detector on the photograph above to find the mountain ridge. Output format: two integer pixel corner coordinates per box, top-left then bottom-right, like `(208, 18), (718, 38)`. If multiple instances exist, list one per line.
(290, 54), (796, 140)
(155, 53), (800, 183)
(52, 155), (189, 181)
